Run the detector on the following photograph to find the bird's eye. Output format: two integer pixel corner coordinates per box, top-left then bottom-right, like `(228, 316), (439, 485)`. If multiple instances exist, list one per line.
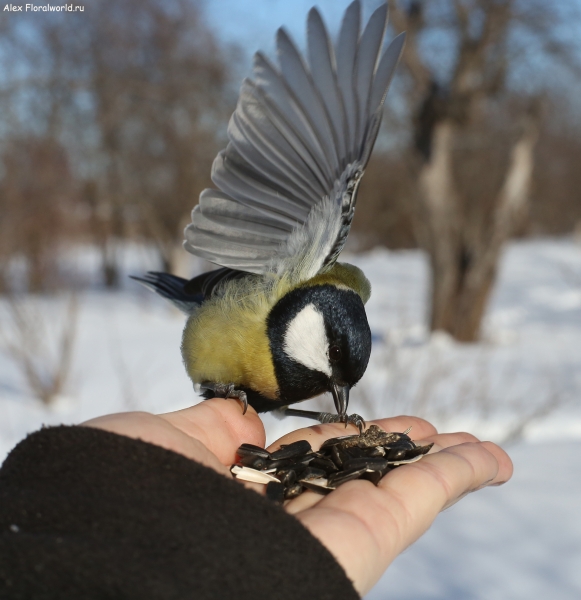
(329, 345), (342, 362)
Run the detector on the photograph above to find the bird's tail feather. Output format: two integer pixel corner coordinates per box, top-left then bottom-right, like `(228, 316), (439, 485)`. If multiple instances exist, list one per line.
(130, 272), (203, 315)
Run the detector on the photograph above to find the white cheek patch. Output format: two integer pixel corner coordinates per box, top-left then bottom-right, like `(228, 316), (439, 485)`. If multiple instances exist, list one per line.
(283, 303), (331, 377)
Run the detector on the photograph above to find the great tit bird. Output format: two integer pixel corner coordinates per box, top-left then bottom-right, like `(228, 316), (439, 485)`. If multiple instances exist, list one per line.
(134, 1), (405, 431)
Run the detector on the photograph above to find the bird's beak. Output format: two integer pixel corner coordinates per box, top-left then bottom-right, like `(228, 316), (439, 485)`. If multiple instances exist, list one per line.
(331, 383), (349, 416)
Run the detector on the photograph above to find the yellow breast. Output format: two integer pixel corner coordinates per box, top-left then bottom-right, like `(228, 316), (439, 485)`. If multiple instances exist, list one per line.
(181, 292), (280, 399)
(180, 262), (370, 399)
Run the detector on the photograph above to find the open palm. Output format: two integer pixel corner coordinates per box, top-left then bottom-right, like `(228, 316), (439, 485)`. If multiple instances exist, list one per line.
(83, 398), (512, 597)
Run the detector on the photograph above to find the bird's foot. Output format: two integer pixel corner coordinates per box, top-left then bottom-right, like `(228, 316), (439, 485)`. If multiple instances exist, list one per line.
(199, 382), (248, 415)
(283, 407), (366, 434)
(318, 412), (366, 433)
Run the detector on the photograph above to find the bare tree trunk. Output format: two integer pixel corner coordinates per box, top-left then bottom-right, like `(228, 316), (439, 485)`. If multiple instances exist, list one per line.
(454, 115), (538, 340)
(417, 116), (538, 341)
(387, 0), (552, 342)
(101, 238), (120, 288)
(82, 180), (121, 289)
(415, 121), (462, 333)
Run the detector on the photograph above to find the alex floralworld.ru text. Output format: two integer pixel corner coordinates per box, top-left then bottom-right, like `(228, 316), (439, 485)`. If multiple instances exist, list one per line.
(3, 4), (84, 11)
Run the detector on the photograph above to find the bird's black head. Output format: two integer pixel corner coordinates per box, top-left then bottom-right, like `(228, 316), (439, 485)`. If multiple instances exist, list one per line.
(267, 284), (371, 412)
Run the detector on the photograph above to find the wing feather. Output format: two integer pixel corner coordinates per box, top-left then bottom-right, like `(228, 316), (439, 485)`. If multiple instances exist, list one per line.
(212, 152), (309, 224)
(199, 190), (293, 235)
(194, 208), (287, 243)
(184, 1), (405, 280)
(369, 32), (406, 121)
(307, 8), (348, 162)
(277, 28), (339, 176)
(354, 3), (388, 152)
(335, 0), (361, 159)
(251, 56), (331, 191)
(231, 83), (322, 202)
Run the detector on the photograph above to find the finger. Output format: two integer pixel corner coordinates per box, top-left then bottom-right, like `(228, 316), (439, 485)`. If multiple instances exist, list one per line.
(478, 441), (514, 485)
(415, 431), (482, 453)
(82, 411), (228, 474)
(414, 435), (514, 486)
(268, 415), (437, 453)
(285, 490), (324, 515)
(418, 431), (480, 447)
(295, 440), (511, 596)
(382, 442), (511, 508)
(159, 398), (266, 465)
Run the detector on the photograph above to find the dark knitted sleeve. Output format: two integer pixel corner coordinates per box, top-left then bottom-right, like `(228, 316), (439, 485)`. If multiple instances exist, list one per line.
(0, 426), (359, 600)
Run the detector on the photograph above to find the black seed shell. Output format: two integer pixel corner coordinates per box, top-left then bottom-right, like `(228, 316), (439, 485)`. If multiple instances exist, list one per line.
(240, 455), (268, 469)
(284, 483), (304, 499)
(403, 443), (434, 458)
(270, 440), (312, 460)
(319, 434), (359, 450)
(386, 448), (407, 461)
(266, 453), (315, 471)
(233, 426), (430, 503)
(343, 457), (389, 472)
(361, 470), (383, 485)
(309, 456), (339, 474)
(300, 467), (327, 481)
(237, 443), (271, 459)
(330, 445), (344, 468)
(276, 468), (298, 487)
(301, 480), (333, 495)
(328, 466), (368, 487)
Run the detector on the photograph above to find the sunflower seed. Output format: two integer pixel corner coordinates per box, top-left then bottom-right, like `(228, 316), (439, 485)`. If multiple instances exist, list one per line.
(230, 465), (280, 484)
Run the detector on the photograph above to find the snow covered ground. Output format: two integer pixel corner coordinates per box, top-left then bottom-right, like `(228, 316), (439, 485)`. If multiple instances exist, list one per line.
(0, 237), (580, 598)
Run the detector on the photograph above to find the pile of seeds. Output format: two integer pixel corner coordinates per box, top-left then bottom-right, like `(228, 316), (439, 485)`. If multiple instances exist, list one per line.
(231, 425), (433, 504)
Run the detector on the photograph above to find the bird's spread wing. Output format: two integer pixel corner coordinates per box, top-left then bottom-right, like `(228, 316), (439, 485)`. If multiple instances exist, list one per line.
(184, 1), (405, 280)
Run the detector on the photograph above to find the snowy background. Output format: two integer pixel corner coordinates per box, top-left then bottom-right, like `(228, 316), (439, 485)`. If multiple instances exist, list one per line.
(0, 236), (579, 599)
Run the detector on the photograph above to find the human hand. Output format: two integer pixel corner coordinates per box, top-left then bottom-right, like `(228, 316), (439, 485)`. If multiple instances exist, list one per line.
(82, 399), (513, 597)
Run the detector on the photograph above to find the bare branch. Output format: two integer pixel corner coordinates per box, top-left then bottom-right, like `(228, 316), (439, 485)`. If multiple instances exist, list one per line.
(0, 293), (79, 405)
(388, 0), (432, 94)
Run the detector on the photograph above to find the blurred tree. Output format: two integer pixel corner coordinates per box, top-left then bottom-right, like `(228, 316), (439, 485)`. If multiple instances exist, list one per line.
(0, 9), (79, 293)
(381, 0), (579, 341)
(0, 0), (230, 288)
(0, 137), (77, 293)
(355, 152), (417, 250)
(75, 0), (230, 281)
(530, 98), (581, 235)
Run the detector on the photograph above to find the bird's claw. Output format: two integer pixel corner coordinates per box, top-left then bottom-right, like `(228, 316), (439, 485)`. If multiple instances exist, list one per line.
(317, 412), (366, 434)
(200, 382), (248, 414)
(233, 389), (248, 415)
(345, 413), (366, 433)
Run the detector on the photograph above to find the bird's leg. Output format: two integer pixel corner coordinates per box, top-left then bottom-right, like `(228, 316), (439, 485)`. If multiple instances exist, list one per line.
(282, 407), (365, 434)
(199, 382), (248, 415)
